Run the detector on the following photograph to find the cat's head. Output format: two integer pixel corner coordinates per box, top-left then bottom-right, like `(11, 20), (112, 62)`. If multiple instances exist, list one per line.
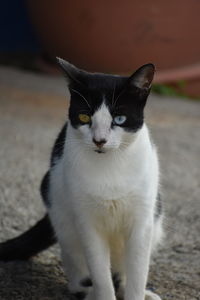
(57, 58), (155, 154)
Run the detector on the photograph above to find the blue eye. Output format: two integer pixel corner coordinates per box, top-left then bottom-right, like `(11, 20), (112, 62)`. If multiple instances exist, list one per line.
(113, 115), (127, 125)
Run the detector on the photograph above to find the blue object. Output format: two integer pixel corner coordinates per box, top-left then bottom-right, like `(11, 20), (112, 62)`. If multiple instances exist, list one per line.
(0, 0), (41, 52)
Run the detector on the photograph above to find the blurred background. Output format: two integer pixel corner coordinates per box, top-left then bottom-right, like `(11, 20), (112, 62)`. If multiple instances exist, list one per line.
(1, 0), (200, 97)
(0, 1), (200, 300)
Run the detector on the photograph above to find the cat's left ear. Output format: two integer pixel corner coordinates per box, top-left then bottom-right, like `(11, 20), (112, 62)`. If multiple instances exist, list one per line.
(128, 63), (155, 90)
(56, 57), (83, 85)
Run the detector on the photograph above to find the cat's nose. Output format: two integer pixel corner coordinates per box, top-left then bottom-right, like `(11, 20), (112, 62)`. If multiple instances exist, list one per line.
(93, 138), (107, 148)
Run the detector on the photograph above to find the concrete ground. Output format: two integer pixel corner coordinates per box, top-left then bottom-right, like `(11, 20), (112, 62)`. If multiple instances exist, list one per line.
(0, 66), (199, 300)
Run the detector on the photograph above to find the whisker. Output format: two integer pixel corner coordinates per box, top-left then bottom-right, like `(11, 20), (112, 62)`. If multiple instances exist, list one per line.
(112, 88), (126, 108)
(119, 141), (131, 146)
(71, 88), (91, 110)
(111, 82), (116, 108)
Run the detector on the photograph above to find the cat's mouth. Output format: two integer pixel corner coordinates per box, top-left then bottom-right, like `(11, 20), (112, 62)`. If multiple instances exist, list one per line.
(94, 149), (106, 154)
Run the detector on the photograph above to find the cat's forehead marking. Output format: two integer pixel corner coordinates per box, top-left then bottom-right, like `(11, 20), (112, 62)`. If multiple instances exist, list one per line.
(92, 101), (112, 126)
(91, 102), (112, 141)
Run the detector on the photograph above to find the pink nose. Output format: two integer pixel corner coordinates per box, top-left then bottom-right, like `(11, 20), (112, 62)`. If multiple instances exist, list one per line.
(93, 138), (107, 148)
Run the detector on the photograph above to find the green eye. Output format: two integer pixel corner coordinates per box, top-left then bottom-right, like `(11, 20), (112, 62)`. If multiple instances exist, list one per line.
(114, 115), (127, 125)
(79, 114), (91, 123)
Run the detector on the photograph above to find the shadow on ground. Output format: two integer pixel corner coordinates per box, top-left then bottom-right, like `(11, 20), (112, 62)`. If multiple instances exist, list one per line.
(0, 256), (70, 300)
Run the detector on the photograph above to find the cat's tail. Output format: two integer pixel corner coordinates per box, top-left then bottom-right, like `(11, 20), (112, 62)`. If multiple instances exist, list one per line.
(0, 214), (56, 261)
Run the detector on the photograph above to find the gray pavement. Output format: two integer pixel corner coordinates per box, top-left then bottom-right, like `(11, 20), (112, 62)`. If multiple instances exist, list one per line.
(0, 67), (199, 300)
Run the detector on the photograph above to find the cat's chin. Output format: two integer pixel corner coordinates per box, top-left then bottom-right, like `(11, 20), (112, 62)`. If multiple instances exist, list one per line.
(94, 149), (106, 154)
(93, 145), (119, 153)
(93, 147), (119, 154)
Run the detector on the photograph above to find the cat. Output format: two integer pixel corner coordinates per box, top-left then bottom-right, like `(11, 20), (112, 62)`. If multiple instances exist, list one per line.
(0, 58), (163, 300)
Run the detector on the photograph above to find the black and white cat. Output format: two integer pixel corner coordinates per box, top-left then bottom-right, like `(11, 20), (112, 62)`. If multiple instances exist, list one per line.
(0, 59), (163, 300)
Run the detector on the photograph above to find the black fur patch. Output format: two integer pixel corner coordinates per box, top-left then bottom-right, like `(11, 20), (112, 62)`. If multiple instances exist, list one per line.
(50, 123), (67, 167)
(72, 291), (87, 299)
(40, 171), (50, 206)
(80, 274), (122, 292)
(155, 192), (162, 219)
(68, 73), (148, 133)
(41, 123), (67, 207)
(80, 277), (93, 287)
(112, 273), (121, 292)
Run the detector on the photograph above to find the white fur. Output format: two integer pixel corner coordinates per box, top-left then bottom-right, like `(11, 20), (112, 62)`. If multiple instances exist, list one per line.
(48, 104), (163, 300)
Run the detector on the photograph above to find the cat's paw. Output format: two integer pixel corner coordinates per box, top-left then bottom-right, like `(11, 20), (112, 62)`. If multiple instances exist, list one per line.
(145, 290), (162, 300)
(68, 277), (92, 300)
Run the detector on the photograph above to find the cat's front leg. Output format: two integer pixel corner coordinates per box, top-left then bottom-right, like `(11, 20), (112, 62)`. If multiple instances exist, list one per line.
(59, 236), (91, 299)
(124, 216), (154, 300)
(77, 219), (116, 300)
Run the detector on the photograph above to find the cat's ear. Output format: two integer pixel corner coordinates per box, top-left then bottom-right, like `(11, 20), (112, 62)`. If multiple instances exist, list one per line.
(56, 57), (83, 85)
(128, 64), (155, 90)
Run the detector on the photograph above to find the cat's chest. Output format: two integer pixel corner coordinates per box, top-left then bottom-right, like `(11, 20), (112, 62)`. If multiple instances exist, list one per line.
(69, 160), (148, 204)
(63, 141), (155, 211)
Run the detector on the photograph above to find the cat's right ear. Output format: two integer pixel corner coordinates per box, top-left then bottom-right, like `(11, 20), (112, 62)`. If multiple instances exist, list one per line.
(128, 63), (155, 91)
(56, 57), (83, 85)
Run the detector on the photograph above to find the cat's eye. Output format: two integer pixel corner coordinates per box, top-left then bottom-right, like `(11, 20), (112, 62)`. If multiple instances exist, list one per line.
(113, 115), (127, 125)
(78, 114), (91, 123)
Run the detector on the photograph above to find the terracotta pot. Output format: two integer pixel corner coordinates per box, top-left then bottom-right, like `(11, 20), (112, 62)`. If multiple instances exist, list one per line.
(27, 1), (200, 96)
